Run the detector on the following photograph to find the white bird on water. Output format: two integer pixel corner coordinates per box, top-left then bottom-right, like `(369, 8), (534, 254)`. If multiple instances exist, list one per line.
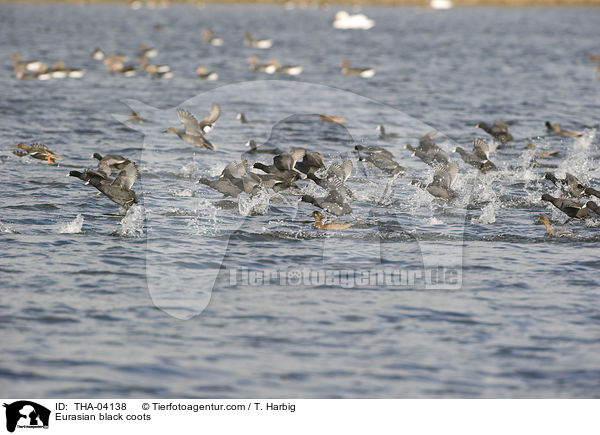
(333, 11), (374, 30)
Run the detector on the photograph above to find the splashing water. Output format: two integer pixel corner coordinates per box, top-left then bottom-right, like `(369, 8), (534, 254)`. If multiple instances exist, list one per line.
(238, 189), (271, 216)
(173, 188), (194, 197)
(208, 161), (228, 177)
(188, 198), (218, 235)
(573, 128), (596, 151)
(178, 162), (199, 179)
(117, 205), (145, 237)
(58, 214), (84, 234)
(0, 221), (18, 234)
(472, 202), (496, 225)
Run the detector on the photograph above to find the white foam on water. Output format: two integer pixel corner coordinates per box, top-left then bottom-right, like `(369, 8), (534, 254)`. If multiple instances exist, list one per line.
(208, 161), (227, 177)
(178, 162), (199, 178)
(557, 130), (596, 182)
(58, 214), (84, 234)
(409, 184), (434, 209)
(117, 205), (145, 237)
(427, 216), (444, 225)
(238, 189), (271, 216)
(188, 198), (218, 235)
(472, 202), (496, 225)
(173, 188), (194, 197)
(0, 221), (18, 234)
(573, 128), (596, 151)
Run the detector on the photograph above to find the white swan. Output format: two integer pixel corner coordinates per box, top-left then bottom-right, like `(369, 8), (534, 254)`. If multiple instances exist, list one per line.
(333, 11), (374, 30)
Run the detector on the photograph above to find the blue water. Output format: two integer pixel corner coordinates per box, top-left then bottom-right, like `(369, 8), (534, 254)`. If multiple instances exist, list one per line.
(1, 4), (599, 398)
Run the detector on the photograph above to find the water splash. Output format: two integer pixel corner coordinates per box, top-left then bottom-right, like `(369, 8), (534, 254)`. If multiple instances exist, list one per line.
(0, 221), (19, 234)
(239, 189), (271, 216)
(573, 128), (596, 151)
(188, 198), (218, 235)
(117, 205), (145, 237)
(178, 162), (199, 179)
(173, 188), (194, 197)
(472, 203), (496, 225)
(58, 214), (84, 234)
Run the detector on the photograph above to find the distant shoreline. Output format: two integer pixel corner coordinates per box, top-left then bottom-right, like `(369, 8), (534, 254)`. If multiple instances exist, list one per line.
(1, 0), (599, 6)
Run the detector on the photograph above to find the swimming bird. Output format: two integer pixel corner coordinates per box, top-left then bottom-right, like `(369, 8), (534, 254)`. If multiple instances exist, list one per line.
(376, 125), (399, 140)
(165, 105), (220, 150)
(476, 120), (513, 144)
(69, 161), (138, 208)
(92, 48), (105, 61)
(295, 151), (325, 176)
(244, 140), (281, 155)
(247, 56), (277, 73)
(237, 113), (265, 124)
(333, 11), (374, 30)
(268, 60), (303, 75)
(545, 121), (583, 138)
(138, 44), (158, 59)
(320, 115), (346, 124)
(47, 61), (68, 79)
(340, 61), (375, 78)
(541, 194), (589, 219)
(202, 29), (224, 46)
(536, 215), (575, 237)
(196, 66), (218, 81)
(454, 139), (496, 172)
(128, 112), (148, 123)
(524, 143), (559, 159)
(13, 64), (44, 80)
(244, 32), (273, 49)
(107, 61), (137, 77)
(312, 211), (352, 230)
(355, 145), (403, 175)
(12, 143), (60, 164)
(11, 54), (46, 73)
(145, 63), (173, 79)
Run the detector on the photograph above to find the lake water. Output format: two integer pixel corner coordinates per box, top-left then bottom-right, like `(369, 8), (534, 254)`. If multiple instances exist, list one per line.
(1, 3), (599, 398)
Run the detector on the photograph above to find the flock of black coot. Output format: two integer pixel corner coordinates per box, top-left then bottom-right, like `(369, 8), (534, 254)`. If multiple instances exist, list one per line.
(13, 102), (596, 237)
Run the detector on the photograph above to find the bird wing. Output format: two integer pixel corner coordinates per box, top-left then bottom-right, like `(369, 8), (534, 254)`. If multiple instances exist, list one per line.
(177, 109), (203, 136)
(199, 103), (221, 133)
(473, 138), (489, 159)
(112, 162), (138, 190)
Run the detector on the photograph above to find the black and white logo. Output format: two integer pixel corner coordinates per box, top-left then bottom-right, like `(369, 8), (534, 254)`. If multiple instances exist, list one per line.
(3, 401), (50, 433)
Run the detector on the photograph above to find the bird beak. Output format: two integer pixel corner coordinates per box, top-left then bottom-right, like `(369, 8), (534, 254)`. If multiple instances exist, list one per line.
(10, 145), (19, 149)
